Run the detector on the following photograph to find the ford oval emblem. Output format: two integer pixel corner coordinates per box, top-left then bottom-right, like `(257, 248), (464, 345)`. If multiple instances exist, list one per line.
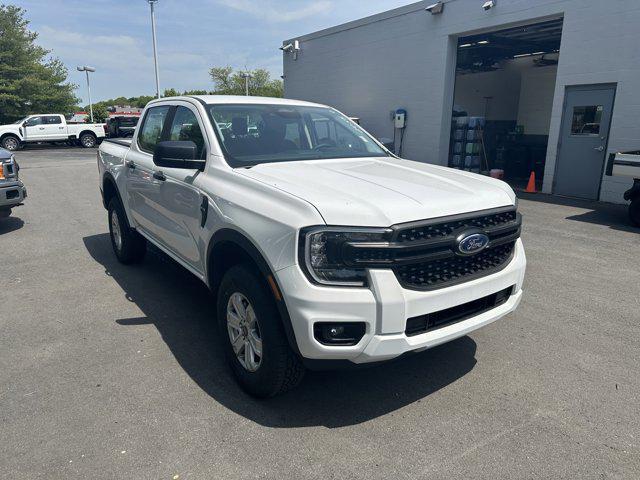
(457, 232), (490, 255)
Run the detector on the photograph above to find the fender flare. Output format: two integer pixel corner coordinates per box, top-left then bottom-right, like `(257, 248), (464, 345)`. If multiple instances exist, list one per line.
(101, 172), (135, 230)
(207, 229), (301, 356)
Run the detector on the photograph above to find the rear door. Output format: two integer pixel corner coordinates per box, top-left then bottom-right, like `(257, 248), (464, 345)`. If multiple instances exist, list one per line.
(554, 84), (616, 199)
(42, 115), (67, 140)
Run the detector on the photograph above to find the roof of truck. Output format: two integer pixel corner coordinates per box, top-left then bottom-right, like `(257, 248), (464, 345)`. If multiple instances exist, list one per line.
(151, 95), (326, 108)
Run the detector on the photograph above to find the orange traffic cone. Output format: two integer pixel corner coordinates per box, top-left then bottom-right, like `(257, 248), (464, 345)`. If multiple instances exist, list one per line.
(525, 171), (537, 193)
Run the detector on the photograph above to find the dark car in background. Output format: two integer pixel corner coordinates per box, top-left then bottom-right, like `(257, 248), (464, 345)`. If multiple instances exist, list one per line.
(0, 147), (26, 219)
(106, 116), (139, 138)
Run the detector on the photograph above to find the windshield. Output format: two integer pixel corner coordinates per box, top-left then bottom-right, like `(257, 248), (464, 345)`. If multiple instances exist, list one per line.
(13, 117), (27, 125)
(207, 104), (388, 167)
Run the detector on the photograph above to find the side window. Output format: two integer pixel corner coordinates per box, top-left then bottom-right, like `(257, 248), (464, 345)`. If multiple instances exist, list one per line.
(138, 106), (171, 153)
(45, 116), (62, 125)
(167, 106), (206, 158)
(25, 116), (42, 127)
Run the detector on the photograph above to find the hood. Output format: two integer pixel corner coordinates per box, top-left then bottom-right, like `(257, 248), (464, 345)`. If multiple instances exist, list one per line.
(239, 157), (516, 226)
(0, 147), (12, 160)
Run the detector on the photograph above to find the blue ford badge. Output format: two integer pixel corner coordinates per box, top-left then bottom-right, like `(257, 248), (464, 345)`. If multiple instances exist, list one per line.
(457, 232), (490, 255)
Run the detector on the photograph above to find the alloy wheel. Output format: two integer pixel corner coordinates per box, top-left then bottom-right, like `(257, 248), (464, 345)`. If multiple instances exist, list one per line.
(226, 292), (262, 372)
(110, 209), (123, 252)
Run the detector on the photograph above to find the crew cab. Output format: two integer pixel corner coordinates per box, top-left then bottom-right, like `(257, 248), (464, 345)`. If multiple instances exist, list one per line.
(0, 114), (105, 151)
(0, 147), (26, 219)
(98, 96), (526, 397)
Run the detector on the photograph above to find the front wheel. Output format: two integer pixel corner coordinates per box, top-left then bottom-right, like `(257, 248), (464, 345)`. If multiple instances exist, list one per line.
(108, 198), (146, 264)
(629, 198), (640, 227)
(217, 264), (304, 398)
(79, 132), (97, 148)
(1, 135), (20, 151)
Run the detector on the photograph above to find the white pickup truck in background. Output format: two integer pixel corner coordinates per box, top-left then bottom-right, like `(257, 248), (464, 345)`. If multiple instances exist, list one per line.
(0, 114), (106, 151)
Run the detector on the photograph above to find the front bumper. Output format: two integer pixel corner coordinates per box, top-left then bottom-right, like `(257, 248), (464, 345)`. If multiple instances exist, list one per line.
(0, 181), (26, 209)
(277, 238), (526, 363)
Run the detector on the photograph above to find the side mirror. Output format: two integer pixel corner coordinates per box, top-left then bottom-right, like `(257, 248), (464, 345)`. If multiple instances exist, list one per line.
(22, 121), (27, 128)
(153, 140), (205, 170)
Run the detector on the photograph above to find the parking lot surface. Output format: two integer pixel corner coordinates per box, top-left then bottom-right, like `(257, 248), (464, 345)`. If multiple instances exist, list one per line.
(1, 147), (639, 479)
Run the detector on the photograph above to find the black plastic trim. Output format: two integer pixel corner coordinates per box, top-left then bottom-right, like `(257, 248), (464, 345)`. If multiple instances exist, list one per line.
(207, 229), (301, 356)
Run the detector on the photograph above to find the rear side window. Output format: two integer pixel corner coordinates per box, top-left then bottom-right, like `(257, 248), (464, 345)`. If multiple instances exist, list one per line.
(138, 106), (171, 153)
(44, 116), (62, 124)
(167, 106), (206, 158)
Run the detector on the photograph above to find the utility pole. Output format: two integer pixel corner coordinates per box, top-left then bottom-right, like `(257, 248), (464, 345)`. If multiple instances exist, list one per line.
(148, 0), (161, 98)
(241, 72), (252, 96)
(77, 66), (96, 122)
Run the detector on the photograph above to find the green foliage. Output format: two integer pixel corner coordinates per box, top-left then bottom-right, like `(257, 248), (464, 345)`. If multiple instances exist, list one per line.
(0, 4), (79, 123)
(209, 66), (283, 98)
(162, 88), (180, 97)
(90, 104), (109, 123)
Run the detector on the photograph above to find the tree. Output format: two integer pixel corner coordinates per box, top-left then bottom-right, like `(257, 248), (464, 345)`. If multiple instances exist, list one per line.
(209, 66), (283, 98)
(162, 88), (180, 97)
(90, 104), (109, 123)
(0, 4), (79, 123)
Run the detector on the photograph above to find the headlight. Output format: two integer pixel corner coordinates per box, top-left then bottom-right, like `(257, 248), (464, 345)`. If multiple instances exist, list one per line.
(300, 227), (391, 286)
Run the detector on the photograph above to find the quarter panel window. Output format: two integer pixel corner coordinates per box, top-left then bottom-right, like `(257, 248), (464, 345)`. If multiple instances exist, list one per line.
(138, 106), (171, 153)
(167, 106), (206, 157)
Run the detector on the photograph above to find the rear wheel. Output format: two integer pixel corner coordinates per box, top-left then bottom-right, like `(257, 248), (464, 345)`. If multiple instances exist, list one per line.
(1, 135), (20, 151)
(217, 264), (304, 398)
(79, 132), (97, 148)
(108, 197), (146, 264)
(629, 198), (640, 227)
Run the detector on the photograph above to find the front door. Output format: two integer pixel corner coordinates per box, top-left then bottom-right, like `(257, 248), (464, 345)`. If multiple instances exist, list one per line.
(555, 84), (616, 199)
(24, 116), (46, 141)
(126, 103), (207, 274)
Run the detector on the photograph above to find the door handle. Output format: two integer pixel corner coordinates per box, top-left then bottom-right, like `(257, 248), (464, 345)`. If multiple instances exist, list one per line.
(39, 127), (45, 130)
(125, 160), (136, 169)
(594, 146), (604, 152)
(152, 171), (166, 181)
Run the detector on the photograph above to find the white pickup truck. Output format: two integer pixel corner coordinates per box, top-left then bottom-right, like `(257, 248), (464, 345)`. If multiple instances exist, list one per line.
(98, 96), (526, 397)
(0, 114), (105, 151)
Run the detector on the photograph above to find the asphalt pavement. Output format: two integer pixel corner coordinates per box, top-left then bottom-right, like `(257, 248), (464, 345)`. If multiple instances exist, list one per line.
(1, 146), (639, 479)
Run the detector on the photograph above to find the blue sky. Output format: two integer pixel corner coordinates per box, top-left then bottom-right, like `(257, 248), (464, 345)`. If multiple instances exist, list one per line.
(14, 0), (413, 105)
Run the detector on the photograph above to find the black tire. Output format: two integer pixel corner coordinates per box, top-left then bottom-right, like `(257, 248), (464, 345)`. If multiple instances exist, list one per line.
(79, 132), (97, 148)
(108, 197), (146, 264)
(1, 135), (20, 151)
(217, 264), (304, 398)
(629, 198), (640, 227)
(0, 209), (11, 219)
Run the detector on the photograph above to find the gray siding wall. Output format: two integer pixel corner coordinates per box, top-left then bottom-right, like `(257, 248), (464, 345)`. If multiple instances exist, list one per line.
(284, 0), (640, 204)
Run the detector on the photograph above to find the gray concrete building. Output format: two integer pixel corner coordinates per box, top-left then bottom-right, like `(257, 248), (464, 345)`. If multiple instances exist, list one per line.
(282, 0), (640, 204)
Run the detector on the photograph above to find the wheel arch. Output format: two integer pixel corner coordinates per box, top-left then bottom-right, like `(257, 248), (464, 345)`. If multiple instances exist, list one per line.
(102, 172), (134, 231)
(207, 228), (301, 356)
(1, 132), (21, 146)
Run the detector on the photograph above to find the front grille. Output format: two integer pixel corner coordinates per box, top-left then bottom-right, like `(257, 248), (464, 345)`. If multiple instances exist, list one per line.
(395, 242), (516, 290)
(341, 206), (521, 291)
(395, 210), (517, 243)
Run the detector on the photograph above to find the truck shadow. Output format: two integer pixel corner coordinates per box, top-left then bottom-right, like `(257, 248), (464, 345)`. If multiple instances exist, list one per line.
(83, 233), (477, 428)
(518, 192), (638, 233)
(0, 216), (24, 235)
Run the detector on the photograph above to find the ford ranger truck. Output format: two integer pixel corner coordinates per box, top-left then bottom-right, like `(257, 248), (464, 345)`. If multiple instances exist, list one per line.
(98, 96), (526, 397)
(0, 114), (105, 151)
(0, 147), (26, 219)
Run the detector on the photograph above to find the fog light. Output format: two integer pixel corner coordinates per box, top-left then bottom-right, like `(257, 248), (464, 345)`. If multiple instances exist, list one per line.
(314, 322), (366, 346)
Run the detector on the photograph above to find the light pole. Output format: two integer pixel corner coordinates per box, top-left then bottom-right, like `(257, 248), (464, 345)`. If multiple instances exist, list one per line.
(241, 72), (252, 96)
(147, 0), (161, 98)
(77, 66), (96, 122)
